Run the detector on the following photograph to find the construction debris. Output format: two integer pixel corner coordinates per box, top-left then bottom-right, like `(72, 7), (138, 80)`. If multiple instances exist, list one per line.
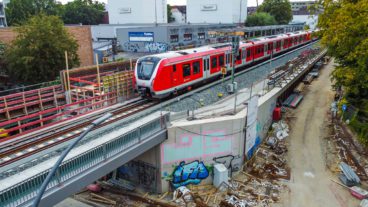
(340, 162), (361, 186)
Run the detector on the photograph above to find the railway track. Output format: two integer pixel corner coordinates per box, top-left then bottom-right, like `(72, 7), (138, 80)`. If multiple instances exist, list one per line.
(0, 99), (157, 168)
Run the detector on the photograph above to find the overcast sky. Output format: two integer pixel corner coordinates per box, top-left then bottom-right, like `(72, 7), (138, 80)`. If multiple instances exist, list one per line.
(58, 0), (264, 7)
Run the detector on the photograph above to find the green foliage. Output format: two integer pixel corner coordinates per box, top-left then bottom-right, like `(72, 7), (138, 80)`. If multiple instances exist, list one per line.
(167, 5), (175, 23)
(319, 0), (368, 144)
(257, 0), (292, 25)
(0, 42), (6, 71)
(62, 0), (105, 25)
(304, 24), (310, 30)
(5, 14), (80, 84)
(319, 0), (368, 98)
(245, 12), (277, 27)
(5, 0), (63, 26)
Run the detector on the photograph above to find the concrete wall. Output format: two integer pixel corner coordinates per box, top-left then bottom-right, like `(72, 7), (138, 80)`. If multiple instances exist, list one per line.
(187, 0), (247, 24)
(115, 24), (235, 53)
(0, 26), (94, 67)
(108, 0), (168, 24)
(117, 26), (169, 53)
(160, 111), (246, 192)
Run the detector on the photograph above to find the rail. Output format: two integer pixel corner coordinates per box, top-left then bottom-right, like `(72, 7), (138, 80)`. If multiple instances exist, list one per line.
(0, 112), (170, 207)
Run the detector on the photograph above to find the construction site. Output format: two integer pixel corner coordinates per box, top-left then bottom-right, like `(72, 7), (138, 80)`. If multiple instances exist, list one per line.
(0, 40), (367, 207)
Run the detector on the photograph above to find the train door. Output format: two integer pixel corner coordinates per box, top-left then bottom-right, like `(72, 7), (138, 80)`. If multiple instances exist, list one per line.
(171, 64), (179, 86)
(225, 51), (231, 70)
(241, 48), (246, 65)
(203, 56), (210, 79)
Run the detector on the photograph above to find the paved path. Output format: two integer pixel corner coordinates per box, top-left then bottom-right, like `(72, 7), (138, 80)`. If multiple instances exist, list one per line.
(279, 60), (360, 207)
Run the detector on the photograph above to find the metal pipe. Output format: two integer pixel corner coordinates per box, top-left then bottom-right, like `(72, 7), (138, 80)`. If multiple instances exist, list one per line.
(31, 113), (113, 207)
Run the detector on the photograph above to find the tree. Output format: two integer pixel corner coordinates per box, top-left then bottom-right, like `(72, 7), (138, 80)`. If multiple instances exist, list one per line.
(257, 0), (292, 25)
(6, 15), (80, 84)
(62, 0), (105, 25)
(5, 0), (62, 26)
(318, 0), (368, 144)
(318, 0), (368, 97)
(167, 4), (175, 23)
(0, 42), (6, 72)
(245, 12), (277, 27)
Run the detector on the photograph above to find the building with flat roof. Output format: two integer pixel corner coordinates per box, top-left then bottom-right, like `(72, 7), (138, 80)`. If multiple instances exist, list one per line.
(171, 5), (186, 24)
(107, 0), (168, 24)
(91, 23), (304, 54)
(290, 1), (317, 12)
(187, 0), (247, 24)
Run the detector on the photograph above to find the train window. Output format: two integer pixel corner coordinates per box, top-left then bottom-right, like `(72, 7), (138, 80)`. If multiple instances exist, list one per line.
(226, 54), (230, 64)
(211, 57), (218, 69)
(219, 55), (224, 66)
(183, 64), (191, 77)
(173, 65), (177, 72)
(247, 49), (251, 58)
(276, 41), (281, 48)
(236, 51), (241, 61)
(193, 61), (200, 74)
(242, 50), (246, 59)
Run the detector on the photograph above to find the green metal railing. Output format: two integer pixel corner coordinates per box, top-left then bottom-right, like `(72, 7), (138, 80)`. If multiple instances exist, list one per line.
(0, 113), (169, 207)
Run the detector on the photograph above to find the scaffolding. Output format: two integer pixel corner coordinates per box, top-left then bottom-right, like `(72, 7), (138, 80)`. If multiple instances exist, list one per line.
(0, 59), (137, 140)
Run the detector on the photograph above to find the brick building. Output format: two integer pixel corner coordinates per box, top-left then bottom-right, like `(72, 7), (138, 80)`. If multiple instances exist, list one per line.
(0, 26), (94, 67)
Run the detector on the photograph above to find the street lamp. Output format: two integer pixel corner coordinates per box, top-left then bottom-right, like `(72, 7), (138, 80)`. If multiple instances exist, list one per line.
(32, 113), (113, 207)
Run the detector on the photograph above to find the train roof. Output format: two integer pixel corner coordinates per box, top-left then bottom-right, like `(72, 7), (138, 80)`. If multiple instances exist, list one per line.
(143, 30), (311, 61)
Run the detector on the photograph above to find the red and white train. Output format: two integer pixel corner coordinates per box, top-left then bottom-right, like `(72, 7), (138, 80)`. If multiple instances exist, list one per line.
(135, 31), (314, 99)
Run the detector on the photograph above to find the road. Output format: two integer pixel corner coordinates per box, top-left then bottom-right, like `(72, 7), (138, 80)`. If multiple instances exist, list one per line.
(279, 60), (360, 207)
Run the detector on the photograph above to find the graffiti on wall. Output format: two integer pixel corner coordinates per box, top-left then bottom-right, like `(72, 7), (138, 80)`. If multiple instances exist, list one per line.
(124, 42), (168, 53)
(124, 42), (141, 53)
(145, 42), (168, 53)
(117, 160), (157, 191)
(161, 130), (233, 164)
(171, 161), (210, 188)
(213, 155), (242, 173)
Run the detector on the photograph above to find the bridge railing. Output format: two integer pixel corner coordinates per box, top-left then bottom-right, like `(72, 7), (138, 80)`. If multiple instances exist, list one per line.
(0, 112), (170, 207)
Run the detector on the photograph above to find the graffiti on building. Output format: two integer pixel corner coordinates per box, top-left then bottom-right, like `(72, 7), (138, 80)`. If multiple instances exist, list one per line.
(124, 42), (168, 53)
(171, 161), (210, 188)
(145, 42), (168, 53)
(117, 160), (156, 191)
(161, 130), (233, 164)
(124, 42), (141, 53)
(213, 155), (242, 173)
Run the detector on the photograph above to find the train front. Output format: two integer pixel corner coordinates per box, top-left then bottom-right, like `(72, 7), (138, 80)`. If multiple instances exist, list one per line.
(134, 56), (161, 98)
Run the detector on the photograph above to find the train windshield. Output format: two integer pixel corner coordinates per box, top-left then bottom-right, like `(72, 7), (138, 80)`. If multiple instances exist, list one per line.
(137, 58), (159, 80)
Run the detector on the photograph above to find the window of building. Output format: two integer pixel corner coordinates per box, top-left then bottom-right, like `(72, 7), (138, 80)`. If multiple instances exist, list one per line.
(170, 35), (179, 43)
(183, 64), (191, 77)
(184, 33), (192, 41)
(211, 57), (218, 69)
(198, 33), (205, 40)
(193, 61), (200, 74)
(219, 55), (224, 66)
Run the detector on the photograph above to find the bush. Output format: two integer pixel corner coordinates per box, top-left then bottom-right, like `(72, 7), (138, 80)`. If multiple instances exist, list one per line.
(245, 12), (277, 27)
